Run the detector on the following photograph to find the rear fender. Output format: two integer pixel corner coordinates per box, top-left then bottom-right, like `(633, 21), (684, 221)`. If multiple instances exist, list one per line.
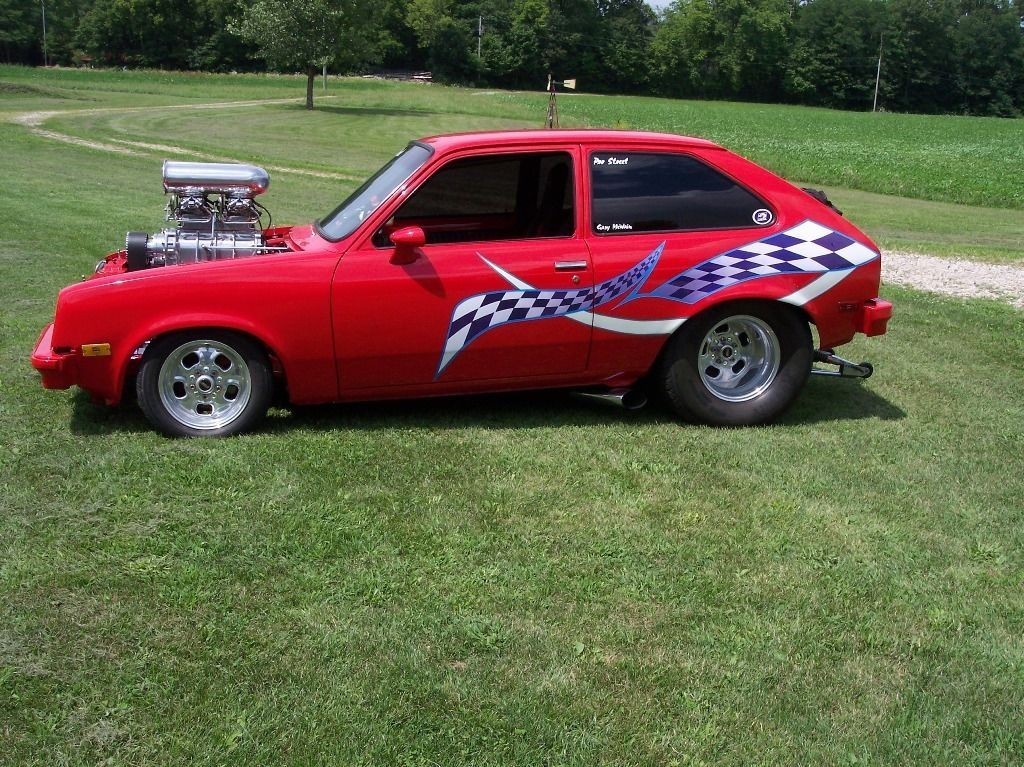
(667, 256), (882, 351)
(645, 258), (879, 370)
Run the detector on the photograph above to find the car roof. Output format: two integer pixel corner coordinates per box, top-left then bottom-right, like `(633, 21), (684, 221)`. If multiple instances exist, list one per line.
(418, 129), (723, 153)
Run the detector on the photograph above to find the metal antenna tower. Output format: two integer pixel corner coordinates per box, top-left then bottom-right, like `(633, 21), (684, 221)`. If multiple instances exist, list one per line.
(545, 74), (559, 128)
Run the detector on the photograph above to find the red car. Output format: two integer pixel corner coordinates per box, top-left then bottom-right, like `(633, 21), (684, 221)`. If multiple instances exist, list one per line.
(31, 130), (892, 437)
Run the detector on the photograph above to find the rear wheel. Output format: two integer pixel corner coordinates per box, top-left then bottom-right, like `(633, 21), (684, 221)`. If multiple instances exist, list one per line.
(136, 331), (272, 437)
(661, 301), (812, 426)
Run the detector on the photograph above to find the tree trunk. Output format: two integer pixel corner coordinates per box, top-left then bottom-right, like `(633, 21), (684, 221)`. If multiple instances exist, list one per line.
(305, 67), (316, 110)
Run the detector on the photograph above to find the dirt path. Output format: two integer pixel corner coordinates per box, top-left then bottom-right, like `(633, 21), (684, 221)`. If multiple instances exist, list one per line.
(9, 96), (329, 129)
(8, 100), (1024, 310)
(9, 98), (360, 180)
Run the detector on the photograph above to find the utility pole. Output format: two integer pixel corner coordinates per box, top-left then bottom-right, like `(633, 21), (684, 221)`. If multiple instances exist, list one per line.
(323, 63), (327, 92)
(873, 32), (883, 113)
(40, 0), (48, 67)
(477, 16), (483, 58)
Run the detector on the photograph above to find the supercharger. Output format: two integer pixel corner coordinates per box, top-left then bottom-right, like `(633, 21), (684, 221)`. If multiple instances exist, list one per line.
(124, 161), (282, 271)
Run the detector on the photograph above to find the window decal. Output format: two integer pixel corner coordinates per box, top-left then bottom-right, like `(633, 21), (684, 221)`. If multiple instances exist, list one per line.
(590, 151), (771, 234)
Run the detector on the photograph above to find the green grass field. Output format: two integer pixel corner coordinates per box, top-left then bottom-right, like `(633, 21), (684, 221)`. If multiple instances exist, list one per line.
(2, 67), (1023, 766)
(4, 65), (1021, 262)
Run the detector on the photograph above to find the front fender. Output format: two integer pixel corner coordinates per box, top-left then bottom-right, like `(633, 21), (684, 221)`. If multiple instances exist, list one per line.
(49, 252), (340, 405)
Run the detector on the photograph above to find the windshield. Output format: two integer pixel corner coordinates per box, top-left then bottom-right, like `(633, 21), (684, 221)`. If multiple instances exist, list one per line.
(318, 143), (433, 241)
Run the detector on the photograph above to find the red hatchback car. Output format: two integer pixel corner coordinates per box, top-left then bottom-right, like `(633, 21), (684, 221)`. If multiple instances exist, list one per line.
(31, 130), (891, 437)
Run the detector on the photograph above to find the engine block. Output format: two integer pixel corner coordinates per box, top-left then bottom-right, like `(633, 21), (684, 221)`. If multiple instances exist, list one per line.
(124, 161), (281, 271)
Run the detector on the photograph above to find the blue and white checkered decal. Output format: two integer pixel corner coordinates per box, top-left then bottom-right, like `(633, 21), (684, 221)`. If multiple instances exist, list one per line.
(436, 222), (878, 376)
(438, 243), (664, 374)
(650, 221), (878, 304)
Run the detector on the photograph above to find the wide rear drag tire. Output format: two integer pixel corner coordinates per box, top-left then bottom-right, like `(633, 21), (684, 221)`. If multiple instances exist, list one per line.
(661, 301), (812, 426)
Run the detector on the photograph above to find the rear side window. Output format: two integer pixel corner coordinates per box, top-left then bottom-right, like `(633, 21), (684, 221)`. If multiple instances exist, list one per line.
(590, 152), (772, 234)
(377, 151), (575, 245)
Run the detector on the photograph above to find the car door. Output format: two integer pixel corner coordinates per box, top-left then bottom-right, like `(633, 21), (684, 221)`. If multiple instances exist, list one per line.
(331, 147), (593, 393)
(582, 147), (779, 373)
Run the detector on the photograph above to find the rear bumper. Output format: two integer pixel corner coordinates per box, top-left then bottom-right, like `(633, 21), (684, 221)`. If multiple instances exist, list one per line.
(856, 298), (893, 337)
(30, 323), (77, 389)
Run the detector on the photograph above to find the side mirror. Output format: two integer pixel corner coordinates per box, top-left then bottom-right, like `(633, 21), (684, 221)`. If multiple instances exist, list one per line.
(389, 226), (426, 264)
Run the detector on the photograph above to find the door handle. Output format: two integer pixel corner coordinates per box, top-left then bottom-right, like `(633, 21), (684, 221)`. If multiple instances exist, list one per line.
(553, 260), (588, 272)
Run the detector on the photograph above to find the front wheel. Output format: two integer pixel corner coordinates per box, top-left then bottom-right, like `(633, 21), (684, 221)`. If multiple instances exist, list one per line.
(136, 331), (272, 437)
(661, 302), (812, 426)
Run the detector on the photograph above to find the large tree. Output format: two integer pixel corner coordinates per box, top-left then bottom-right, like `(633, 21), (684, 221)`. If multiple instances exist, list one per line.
(784, 0), (886, 110)
(0, 0), (38, 64)
(485, 0), (551, 87)
(77, 0), (194, 68)
(597, 0), (657, 93)
(950, 0), (1024, 116)
(652, 0), (796, 102)
(406, 0), (480, 83)
(232, 0), (379, 109)
(880, 0), (957, 113)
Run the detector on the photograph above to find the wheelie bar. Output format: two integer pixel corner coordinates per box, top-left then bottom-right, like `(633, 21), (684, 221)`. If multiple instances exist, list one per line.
(811, 349), (874, 379)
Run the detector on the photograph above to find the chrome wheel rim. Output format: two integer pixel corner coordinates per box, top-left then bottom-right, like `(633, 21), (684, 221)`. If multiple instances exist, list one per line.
(698, 315), (780, 402)
(157, 339), (251, 430)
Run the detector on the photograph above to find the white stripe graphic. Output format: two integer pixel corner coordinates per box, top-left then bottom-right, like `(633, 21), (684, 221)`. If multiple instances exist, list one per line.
(484, 257), (685, 336)
(567, 312), (685, 335)
(780, 268), (855, 306)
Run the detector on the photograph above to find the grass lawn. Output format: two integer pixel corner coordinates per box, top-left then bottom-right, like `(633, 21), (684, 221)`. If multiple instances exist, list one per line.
(2, 67), (1023, 766)
(5, 65), (1021, 263)
(812, 186), (1024, 264)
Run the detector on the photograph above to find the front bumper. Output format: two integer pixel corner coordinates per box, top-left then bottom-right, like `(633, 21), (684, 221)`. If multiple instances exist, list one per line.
(30, 323), (77, 389)
(856, 298), (893, 337)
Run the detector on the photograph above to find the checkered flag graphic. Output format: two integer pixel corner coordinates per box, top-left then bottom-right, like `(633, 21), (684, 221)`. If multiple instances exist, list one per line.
(437, 242), (664, 375)
(650, 221), (878, 305)
(592, 242), (664, 306)
(440, 286), (591, 369)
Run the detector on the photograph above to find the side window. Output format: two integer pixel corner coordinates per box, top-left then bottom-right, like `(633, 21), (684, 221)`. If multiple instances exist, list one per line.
(376, 152), (575, 246)
(590, 152), (772, 234)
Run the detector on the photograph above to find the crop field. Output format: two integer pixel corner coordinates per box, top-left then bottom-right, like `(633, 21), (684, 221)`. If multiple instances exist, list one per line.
(1, 67), (1023, 765)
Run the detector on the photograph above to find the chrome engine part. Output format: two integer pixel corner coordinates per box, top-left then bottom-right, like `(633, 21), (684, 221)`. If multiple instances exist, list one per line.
(162, 160), (269, 196)
(124, 161), (283, 271)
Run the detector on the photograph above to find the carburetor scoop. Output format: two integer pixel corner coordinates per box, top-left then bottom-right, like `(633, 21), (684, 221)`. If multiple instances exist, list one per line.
(161, 161), (270, 197)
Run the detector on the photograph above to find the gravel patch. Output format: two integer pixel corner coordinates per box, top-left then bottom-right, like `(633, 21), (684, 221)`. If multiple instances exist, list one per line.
(883, 251), (1024, 309)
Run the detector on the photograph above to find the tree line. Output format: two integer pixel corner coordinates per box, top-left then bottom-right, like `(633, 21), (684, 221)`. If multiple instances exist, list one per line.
(3, 0), (1023, 115)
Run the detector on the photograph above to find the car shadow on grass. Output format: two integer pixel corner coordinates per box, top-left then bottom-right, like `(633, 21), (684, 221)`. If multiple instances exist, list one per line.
(270, 390), (676, 433)
(69, 391), (151, 436)
(781, 376), (905, 425)
(270, 379), (904, 434)
(69, 378), (903, 436)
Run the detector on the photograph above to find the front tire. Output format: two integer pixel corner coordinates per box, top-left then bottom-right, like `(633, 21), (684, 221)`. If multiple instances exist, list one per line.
(136, 331), (272, 437)
(661, 301), (812, 426)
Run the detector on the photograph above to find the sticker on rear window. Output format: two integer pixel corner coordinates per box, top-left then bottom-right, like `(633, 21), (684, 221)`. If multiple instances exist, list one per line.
(752, 209), (773, 225)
